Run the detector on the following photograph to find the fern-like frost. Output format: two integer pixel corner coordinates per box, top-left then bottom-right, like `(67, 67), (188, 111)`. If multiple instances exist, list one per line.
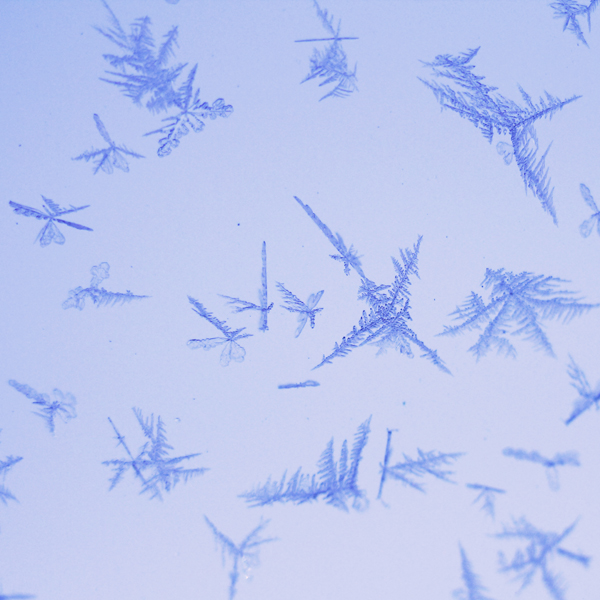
(240, 417), (371, 511)
(220, 242), (273, 332)
(103, 408), (207, 500)
(0, 431), (22, 506)
(296, 0), (358, 100)
(495, 517), (590, 600)
(578, 183), (600, 237)
(276, 282), (324, 337)
(8, 380), (77, 434)
(9, 197), (92, 247)
(377, 429), (463, 503)
(439, 268), (599, 359)
(550, 0), (599, 46)
(73, 114), (144, 174)
(187, 297), (252, 366)
(564, 354), (600, 424)
(465, 483), (505, 519)
(144, 65), (233, 156)
(62, 262), (148, 310)
(205, 517), (276, 600)
(420, 47), (580, 223)
(453, 545), (496, 600)
(502, 447), (579, 491)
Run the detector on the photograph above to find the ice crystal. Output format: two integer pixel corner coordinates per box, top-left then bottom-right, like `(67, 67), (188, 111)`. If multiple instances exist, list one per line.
(465, 483), (505, 519)
(9, 196), (92, 247)
(205, 516), (276, 600)
(377, 429), (463, 502)
(296, 0), (358, 100)
(187, 297), (252, 366)
(103, 408), (207, 500)
(278, 380), (320, 389)
(294, 196), (448, 371)
(95, 0), (184, 112)
(564, 354), (600, 424)
(496, 517), (590, 600)
(62, 262), (148, 310)
(453, 545), (496, 600)
(578, 183), (600, 237)
(420, 47), (580, 223)
(0, 431), (22, 506)
(72, 114), (144, 174)
(144, 65), (233, 156)
(8, 380), (77, 434)
(276, 282), (324, 337)
(550, 0), (599, 46)
(502, 447), (579, 491)
(240, 417), (371, 511)
(220, 242), (273, 332)
(439, 268), (599, 359)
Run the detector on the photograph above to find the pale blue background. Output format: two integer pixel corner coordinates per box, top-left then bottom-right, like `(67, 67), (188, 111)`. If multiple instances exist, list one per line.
(1, 1), (599, 598)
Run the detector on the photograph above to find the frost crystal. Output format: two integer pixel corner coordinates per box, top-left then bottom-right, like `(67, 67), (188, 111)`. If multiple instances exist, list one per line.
(564, 354), (600, 424)
(9, 196), (92, 247)
(205, 516), (276, 600)
(453, 545), (496, 600)
(495, 517), (590, 600)
(439, 268), (599, 359)
(377, 429), (463, 503)
(295, 0), (358, 100)
(187, 297), (252, 366)
(103, 408), (207, 500)
(578, 184), (600, 237)
(550, 0), (599, 46)
(72, 114), (144, 174)
(240, 417), (371, 511)
(420, 47), (580, 223)
(0, 431), (22, 507)
(62, 262), (149, 310)
(465, 483), (505, 519)
(8, 380), (77, 434)
(276, 282), (324, 337)
(294, 196), (448, 372)
(220, 242), (273, 332)
(502, 447), (579, 491)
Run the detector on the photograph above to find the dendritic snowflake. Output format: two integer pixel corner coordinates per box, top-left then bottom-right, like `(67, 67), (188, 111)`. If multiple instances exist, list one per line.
(144, 65), (233, 156)
(205, 516), (277, 600)
(420, 47), (580, 223)
(294, 196), (449, 372)
(465, 483), (505, 519)
(377, 429), (463, 503)
(439, 268), (598, 359)
(95, 0), (184, 112)
(502, 447), (579, 491)
(240, 417), (371, 511)
(453, 545), (497, 600)
(0, 431), (22, 507)
(550, 0), (599, 46)
(276, 282), (324, 337)
(187, 297), (252, 366)
(295, 0), (358, 100)
(62, 262), (149, 310)
(495, 517), (590, 600)
(8, 380), (77, 434)
(103, 408), (207, 500)
(564, 354), (600, 424)
(220, 242), (273, 332)
(578, 183), (600, 238)
(9, 196), (92, 247)
(72, 114), (144, 174)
